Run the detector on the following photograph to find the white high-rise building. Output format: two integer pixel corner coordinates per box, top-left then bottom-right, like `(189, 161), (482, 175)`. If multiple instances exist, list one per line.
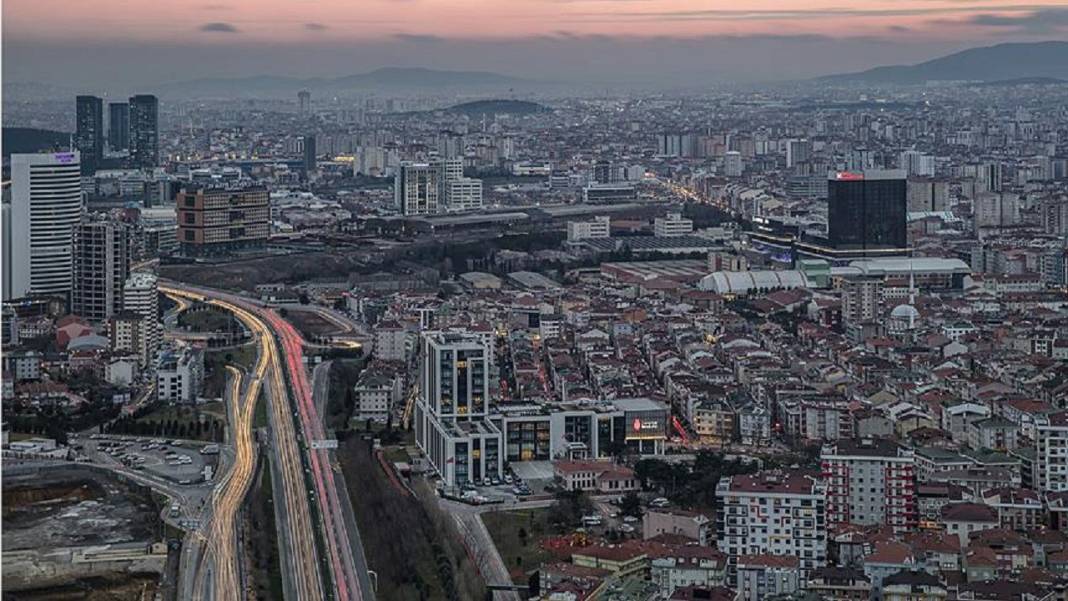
(413, 330), (502, 486)
(716, 471), (827, 578)
(1036, 411), (1068, 493)
(123, 272), (160, 367)
(395, 162), (442, 216)
(445, 178), (483, 212)
(899, 150), (935, 177)
(5, 152), (83, 300)
(723, 151), (743, 177)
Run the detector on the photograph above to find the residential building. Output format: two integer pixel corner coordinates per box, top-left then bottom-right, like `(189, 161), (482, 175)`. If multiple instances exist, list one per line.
(841, 277), (884, 325)
(156, 344), (204, 403)
(805, 566), (872, 601)
(941, 502), (999, 546)
(123, 272), (160, 368)
(72, 219), (130, 322)
(1037, 411), (1068, 493)
(110, 311), (151, 368)
(881, 570), (947, 601)
(716, 470), (827, 578)
(650, 547), (726, 599)
(821, 438), (917, 533)
(374, 321), (411, 362)
(643, 508), (711, 545)
(5, 152), (83, 300)
(352, 366), (402, 423)
(176, 186), (270, 256)
(736, 555), (801, 601)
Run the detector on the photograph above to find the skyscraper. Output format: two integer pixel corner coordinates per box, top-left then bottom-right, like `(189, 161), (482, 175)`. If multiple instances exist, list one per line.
(298, 90), (311, 115)
(176, 186), (270, 256)
(75, 95), (104, 175)
(826, 170), (907, 252)
(72, 218), (131, 322)
(395, 162), (442, 216)
(5, 152), (83, 301)
(109, 102), (130, 151)
(302, 134), (317, 176)
(129, 94), (159, 169)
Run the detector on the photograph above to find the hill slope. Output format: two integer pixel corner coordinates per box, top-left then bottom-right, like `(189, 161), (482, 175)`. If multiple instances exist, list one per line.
(156, 67), (528, 97)
(2, 128), (71, 158)
(822, 41), (1068, 84)
(447, 99), (550, 117)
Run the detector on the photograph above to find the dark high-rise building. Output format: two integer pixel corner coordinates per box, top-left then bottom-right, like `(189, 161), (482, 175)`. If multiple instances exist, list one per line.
(109, 102), (130, 151)
(75, 95), (104, 174)
(129, 95), (159, 169)
(303, 134), (317, 176)
(826, 170), (907, 251)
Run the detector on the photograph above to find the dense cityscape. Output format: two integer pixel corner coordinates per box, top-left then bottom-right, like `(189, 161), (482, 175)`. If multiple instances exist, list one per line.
(3, 11), (1068, 601)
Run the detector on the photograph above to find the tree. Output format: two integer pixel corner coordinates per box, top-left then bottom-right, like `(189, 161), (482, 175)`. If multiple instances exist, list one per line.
(619, 492), (643, 518)
(298, 293), (310, 305)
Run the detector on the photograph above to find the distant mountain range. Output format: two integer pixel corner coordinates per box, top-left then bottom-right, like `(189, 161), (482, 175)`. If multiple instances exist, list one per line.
(821, 41), (1068, 84)
(153, 67), (532, 97)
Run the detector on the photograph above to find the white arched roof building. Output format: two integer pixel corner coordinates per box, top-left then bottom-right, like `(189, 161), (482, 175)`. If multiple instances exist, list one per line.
(698, 270), (811, 296)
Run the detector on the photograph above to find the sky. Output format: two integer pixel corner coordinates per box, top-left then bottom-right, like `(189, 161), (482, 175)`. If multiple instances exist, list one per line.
(4, 0), (1068, 88)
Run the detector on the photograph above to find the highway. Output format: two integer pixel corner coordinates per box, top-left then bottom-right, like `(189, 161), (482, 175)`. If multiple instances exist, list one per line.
(162, 283), (367, 600)
(162, 286), (326, 601)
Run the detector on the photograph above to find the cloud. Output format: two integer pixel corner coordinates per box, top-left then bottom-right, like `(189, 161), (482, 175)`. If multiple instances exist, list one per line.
(392, 33), (442, 43)
(304, 22), (328, 31)
(199, 22), (240, 33)
(965, 8), (1068, 33)
(567, 4), (1055, 23)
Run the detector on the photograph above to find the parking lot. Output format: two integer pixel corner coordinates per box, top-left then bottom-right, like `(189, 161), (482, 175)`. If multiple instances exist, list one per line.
(75, 434), (219, 485)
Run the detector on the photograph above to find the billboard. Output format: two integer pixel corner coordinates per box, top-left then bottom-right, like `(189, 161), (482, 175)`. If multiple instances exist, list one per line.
(625, 409), (668, 441)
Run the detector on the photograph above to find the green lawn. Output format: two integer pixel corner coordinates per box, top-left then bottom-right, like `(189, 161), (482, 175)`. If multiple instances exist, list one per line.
(481, 508), (557, 582)
(202, 344), (258, 399)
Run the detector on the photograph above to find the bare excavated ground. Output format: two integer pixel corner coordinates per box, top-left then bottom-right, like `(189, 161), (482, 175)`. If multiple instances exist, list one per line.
(2, 468), (161, 551)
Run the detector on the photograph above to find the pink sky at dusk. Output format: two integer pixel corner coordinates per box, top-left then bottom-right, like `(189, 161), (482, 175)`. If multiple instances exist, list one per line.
(6, 0), (1068, 42)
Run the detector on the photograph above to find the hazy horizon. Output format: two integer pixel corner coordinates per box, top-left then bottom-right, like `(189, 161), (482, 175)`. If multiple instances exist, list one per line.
(4, 0), (1068, 90)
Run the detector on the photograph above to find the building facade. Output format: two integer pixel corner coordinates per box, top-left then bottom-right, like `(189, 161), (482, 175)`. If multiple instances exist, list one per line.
(821, 438), (917, 534)
(176, 186), (270, 256)
(72, 219), (130, 322)
(5, 152), (83, 300)
(129, 94), (159, 169)
(75, 95), (104, 174)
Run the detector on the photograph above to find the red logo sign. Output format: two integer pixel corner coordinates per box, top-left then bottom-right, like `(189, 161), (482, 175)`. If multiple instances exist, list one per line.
(632, 417), (643, 432)
(835, 172), (864, 181)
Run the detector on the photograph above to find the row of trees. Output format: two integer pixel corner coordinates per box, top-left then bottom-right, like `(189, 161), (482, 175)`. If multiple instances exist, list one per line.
(105, 415), (224, 442)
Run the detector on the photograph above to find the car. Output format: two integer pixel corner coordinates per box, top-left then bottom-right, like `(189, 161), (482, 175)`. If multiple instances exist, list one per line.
(504, 475), (513, 484)
(649, 497), (670, 508)
(620, 524), (635, 533)
(491, 477), (501, 486)
(622, 516), (639, 523)
(482, 478), (491, 487)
